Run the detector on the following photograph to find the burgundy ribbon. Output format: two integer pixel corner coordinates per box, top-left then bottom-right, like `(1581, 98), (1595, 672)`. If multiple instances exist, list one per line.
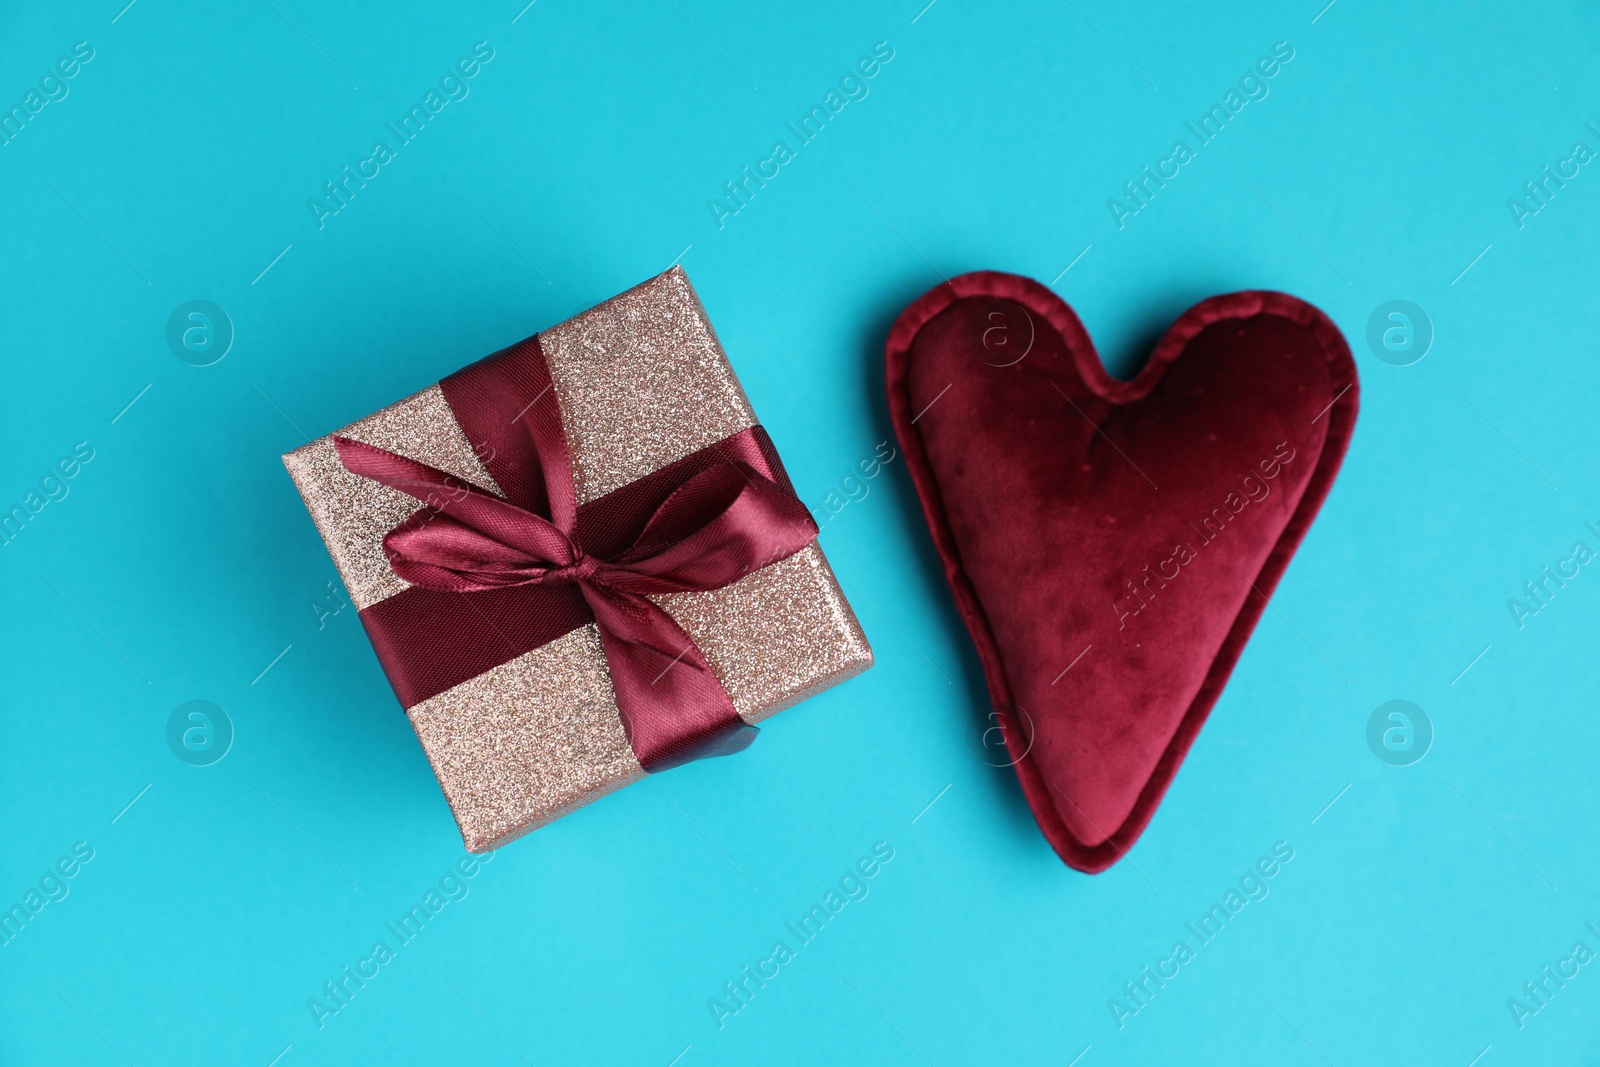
(334, 335), (818, 771)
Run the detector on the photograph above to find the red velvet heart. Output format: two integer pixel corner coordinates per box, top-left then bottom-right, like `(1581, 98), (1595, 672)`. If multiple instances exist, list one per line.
(885, 272), (1357, 873)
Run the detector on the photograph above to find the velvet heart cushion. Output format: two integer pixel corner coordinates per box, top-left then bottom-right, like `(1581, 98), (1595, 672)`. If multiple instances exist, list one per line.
(885, 272), (1357, 873)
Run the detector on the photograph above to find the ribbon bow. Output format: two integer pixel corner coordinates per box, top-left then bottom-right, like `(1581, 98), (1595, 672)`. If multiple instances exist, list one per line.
(334, 336), (818, 771)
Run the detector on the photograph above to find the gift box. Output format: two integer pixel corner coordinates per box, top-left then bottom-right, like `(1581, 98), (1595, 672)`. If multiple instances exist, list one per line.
(284, 267), (872, 850)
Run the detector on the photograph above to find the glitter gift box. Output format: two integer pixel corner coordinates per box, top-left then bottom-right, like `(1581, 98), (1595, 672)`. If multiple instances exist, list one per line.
(284, 267), (872, 850)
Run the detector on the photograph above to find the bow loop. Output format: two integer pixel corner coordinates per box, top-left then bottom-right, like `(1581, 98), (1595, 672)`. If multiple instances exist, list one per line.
(596, 461), (819, 596)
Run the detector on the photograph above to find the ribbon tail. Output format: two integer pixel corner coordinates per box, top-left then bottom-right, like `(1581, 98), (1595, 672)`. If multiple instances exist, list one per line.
(582, 584), (756, 772)
(333, 435), (576, 583)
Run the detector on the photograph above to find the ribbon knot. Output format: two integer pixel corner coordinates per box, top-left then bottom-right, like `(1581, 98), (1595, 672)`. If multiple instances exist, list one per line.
(544, 553), (601, 587)
(331, 335), (818, 772)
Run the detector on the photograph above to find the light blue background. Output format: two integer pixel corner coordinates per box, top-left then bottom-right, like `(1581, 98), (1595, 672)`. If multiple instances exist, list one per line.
(2, 1), (1597, 1063)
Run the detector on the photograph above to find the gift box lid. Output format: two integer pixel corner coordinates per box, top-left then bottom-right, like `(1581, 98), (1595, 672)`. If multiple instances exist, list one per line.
(284, 267), (872, 850)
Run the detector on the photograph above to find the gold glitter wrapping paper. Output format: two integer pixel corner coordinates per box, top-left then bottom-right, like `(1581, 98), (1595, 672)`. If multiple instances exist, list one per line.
(283, 267), (873, 851)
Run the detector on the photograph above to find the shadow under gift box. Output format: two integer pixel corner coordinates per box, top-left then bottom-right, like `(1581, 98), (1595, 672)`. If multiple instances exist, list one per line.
(283, 267), (873, 851)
